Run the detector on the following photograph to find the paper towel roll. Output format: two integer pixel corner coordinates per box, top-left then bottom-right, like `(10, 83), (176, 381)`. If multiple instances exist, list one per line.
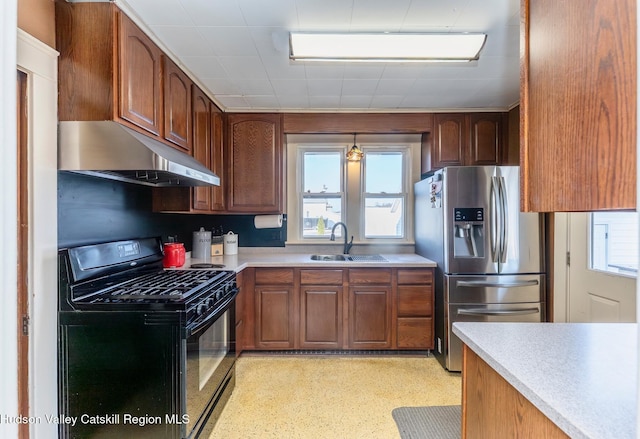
(254, 214), (283, 229)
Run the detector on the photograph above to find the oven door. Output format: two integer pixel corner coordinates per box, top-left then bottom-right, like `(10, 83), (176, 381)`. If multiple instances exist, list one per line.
(184, 295), (236, 438)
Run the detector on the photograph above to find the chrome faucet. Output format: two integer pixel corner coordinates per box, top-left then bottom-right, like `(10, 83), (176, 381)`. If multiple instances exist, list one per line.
(330, 222), (354, 254)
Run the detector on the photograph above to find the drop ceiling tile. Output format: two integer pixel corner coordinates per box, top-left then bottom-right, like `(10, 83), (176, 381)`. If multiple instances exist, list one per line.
(403, 0), (468, 27)
(481, 25), (520, 57)
(179, 0), (245, 26)
(270, 79), (308, 95)
(294, 0), (354, 30)
(340, 95), (374, 109)
(250, 28), (290, 57)
(244, 95), (280, 108)
(375, 79), (417, 95)
(181, 56), (226, 79)
(304, 64), (345, 80)
(307, 79), (343, 95)
(381, 64), (427, 79)
(351, 0), (411, 30)
(400, 95), (433, 108)
(201, 78), (242, 95)
(343, 64), (386, 80)
(229, 79), (274, 95)
(218, 56), (269, 79)
(150, 26), (213, 57)
(198, 27), (258, 56)
(215, 95), (250, 108)
(277, 94), (310, 109)
(123, 0), (192, 26)
(308, 96), (341, 109)
(238, 0), (298, 27)
(369, 95), (406, 108)
(454, 0), (514, 29)
(341, 79), (379, 95)
(262, 56), (307, 80)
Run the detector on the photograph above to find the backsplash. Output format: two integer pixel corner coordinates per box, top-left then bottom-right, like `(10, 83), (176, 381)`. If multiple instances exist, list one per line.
(57, 172), (286, 249)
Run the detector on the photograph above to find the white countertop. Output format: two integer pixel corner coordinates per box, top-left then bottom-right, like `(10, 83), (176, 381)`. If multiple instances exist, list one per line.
(452, 322), (638, 439)
(184, 251), (436, 271)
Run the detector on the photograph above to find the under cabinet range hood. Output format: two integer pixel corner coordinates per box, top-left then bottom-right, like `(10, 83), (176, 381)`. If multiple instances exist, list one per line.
(58, 121), (220, 187)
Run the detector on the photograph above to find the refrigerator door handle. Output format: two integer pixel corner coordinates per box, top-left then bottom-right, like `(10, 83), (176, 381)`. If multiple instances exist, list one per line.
(498, 176), (508, 263)
(490, 176), (500, 262)
(457, 280), (540, 288)
(458, 307), (540, 316)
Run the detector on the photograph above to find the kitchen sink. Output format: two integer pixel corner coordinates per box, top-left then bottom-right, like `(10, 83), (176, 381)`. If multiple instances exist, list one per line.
(310, 254), (348, 261)
(309, 254), (388, 262)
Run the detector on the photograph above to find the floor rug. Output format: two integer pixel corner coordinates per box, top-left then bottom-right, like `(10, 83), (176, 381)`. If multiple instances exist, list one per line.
(392, 405), (461, 439)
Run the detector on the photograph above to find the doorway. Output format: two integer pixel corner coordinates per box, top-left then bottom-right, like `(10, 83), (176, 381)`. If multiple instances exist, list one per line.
(567, 212), (636, 322)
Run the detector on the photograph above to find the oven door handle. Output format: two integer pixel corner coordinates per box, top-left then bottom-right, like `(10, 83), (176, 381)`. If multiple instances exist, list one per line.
(187, 289), (238, 338)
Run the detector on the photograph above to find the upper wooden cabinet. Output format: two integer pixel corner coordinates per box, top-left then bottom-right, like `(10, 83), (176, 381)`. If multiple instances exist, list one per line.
(163, 57), (192, 153)
(192, 85), (212, 211)
(118, 13), (162, 136)
(226, 114), (284, 213)
(426, 112), (505, 173)
(56, 2), (196, 155)
(520, 0), (636, 211)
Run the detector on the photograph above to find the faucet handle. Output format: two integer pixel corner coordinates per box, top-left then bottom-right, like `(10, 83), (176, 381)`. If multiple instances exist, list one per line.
(344, 236), (354, 254)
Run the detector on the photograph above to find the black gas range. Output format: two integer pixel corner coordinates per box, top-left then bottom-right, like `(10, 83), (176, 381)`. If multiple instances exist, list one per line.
(58, 237), (237, 439)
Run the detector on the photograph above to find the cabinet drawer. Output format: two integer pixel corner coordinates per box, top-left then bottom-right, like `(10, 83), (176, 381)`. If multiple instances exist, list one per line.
(397, 317), (433, 349)
(397, 286), (433, 317)
(300, 269), (343, 285)
(255, 268), (294, 285)
(397, 269), (433, 285)
(349, 268), (391, 284)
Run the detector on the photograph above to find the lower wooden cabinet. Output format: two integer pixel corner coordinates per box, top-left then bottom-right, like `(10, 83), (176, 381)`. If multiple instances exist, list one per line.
(243, 266), (434, 353)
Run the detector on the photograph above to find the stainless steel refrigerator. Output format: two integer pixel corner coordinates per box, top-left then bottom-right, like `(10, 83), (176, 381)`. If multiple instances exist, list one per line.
(415, 166), (545, 372)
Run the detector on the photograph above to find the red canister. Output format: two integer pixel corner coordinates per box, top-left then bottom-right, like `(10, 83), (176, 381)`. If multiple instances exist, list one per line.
(163, 242), (185, 268)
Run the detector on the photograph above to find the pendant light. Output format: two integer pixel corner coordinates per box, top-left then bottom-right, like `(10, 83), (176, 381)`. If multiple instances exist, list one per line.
(346, 133), (363, 161)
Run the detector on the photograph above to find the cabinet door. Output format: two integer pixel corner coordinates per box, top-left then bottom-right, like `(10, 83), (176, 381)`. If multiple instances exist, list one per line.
(118, 13), (162, 135)
(255, 287), (294, 349)
(521, 0), (636, 211)
(163, 56), (192, 153)
(468, 113), (502, 165)
(300, 286), (343, 349)
(432, 113), (467, 169)
(191, 85), (211, 211)
(226, 114), (283, 213)
(210, 108), (225, 211)
(348, 286), (391, 349)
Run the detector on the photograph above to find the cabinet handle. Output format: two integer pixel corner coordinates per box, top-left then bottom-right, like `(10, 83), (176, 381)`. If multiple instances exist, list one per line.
(457, 307), (540, 316)
(456, 280), (539, 288)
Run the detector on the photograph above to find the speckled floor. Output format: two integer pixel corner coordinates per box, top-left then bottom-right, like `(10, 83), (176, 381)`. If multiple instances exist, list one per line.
(209, 354), (461, 439)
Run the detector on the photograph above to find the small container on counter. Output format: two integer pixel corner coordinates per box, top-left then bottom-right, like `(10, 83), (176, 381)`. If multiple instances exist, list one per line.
(192, 227), (212, 261)
(211, 226), (224, 256)
(163, 242), (185, 268)
(223, 231), (238, 255)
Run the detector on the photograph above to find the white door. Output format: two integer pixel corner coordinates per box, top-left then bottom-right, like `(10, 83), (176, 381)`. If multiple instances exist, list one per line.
(568, 212), (636, 322)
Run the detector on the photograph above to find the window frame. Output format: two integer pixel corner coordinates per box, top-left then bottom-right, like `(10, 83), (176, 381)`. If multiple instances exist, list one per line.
(588, 211), (638, 278)
(286, 134), (419, 246)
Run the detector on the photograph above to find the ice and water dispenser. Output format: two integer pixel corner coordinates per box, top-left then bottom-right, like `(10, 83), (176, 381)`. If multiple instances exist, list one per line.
(453, 208), (484, 258)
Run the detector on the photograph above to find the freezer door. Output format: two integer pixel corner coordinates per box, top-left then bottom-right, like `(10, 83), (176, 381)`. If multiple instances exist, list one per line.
(446, 302), (544, 371)
(443, 166), (500, 274)
(446, 274), (545, 304)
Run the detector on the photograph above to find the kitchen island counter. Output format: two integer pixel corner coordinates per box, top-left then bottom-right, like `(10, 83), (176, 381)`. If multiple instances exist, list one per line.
(453, 322), (638, 439)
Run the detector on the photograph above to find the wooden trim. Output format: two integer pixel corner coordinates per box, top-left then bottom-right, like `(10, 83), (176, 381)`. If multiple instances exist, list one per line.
(519, 0), (530, 211)
(16, 69), (29, 439)
(283, 113), (434, 133)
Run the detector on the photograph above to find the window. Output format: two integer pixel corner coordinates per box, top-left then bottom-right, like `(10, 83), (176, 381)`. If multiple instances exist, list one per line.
(302, 151), (343, 238)
(590, 211), (638, 277)
(363, 151), (405, 238)
(287, 134), (419, 244)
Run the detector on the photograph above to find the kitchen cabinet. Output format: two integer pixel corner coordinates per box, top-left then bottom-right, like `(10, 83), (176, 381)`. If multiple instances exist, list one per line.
(226, 114), (284, 213)
(396, 269), (434, 349)
(151, 95), (225, 213)
(299, 269), (344, 349)
(56, 2), (198, 156)
(163, 57), (192, 153)
(243, 266), (434, 353)
(118, 12), (163, 136)
(254, 268), (295, 349)
(425, 113), (505, 173)
(347, 269), (392, 349)
(520, 0), (636, 211)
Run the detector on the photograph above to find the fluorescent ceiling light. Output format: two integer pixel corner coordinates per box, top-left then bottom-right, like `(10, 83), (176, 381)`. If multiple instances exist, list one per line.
(289, 32), (487, 62)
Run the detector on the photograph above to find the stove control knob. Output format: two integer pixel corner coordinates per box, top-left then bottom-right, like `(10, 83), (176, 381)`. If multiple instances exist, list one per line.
(197, 303), (207, 315)
(207, 298), (215, 308)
